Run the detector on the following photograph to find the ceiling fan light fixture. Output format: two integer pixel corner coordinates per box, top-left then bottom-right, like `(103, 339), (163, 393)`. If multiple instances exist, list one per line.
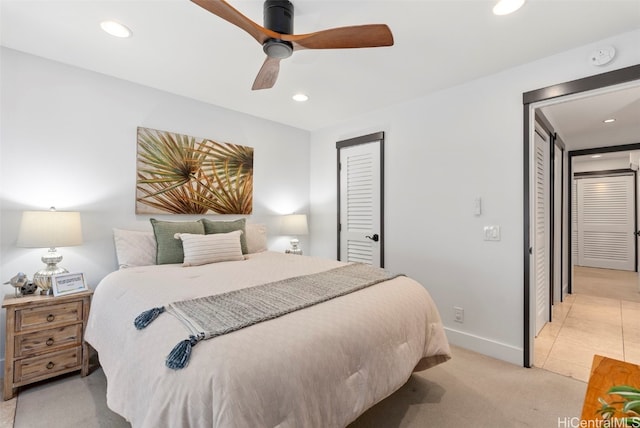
(100, 20), (132, 38)
(493, 0), (526, 15)
(263, 39), (293, 59)
(292, 93), (308, 102)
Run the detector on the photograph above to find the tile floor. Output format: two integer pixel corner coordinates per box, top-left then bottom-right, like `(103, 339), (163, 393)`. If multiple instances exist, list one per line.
(534, 269), (640, 382)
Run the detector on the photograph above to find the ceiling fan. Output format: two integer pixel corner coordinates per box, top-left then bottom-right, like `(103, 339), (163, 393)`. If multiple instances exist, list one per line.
(191, 0), (394, 90)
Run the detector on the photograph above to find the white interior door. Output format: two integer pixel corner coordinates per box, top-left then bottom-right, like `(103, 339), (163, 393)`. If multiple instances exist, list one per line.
(534, 128), (550, 336)
(577, 175), (635, 271)
(338, 140), (382, 267)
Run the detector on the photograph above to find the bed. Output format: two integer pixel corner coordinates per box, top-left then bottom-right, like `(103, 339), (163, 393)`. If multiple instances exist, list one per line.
(85, 231), (450, 427)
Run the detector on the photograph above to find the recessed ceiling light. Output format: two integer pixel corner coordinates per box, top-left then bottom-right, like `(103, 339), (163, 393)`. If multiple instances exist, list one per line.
(493, 0), (526, 15)
(603, 118), (616, 123)
(591, 155), (602, 159)
(100, 20), (132, 38)
(292, 93), (309, 102)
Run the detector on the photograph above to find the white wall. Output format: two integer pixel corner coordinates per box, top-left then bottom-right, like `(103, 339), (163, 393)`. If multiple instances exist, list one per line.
(309, 29), (640, 365)
(573, 157), (630, 172)
(0, 47), (310, 366)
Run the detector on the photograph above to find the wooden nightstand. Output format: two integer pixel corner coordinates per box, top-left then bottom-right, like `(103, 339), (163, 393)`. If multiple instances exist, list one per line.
(2, 290), (92, 400)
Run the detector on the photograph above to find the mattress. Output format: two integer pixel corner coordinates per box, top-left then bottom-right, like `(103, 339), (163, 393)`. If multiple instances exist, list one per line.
(85, 251), (450, 427)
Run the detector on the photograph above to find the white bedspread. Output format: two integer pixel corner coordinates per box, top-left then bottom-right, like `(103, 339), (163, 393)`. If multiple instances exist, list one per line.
(85, 252), (450, 428)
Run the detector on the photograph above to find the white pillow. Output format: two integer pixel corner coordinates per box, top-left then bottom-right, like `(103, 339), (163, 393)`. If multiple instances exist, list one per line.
(113, 229), (157, 269)
(245, 223), (267, 253)
(174, 230), (244, 267)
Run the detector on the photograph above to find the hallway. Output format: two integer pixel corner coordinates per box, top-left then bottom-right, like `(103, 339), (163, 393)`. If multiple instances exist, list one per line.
(534, 267), (640, 382)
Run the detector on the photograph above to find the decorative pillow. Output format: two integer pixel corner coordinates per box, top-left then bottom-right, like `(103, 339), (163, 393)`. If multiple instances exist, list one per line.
(245, 223), (267, 254)
(199, 218), (248, 254)
(174, 230), (244, 267)
(150, 219), (205, 265)
(113, 229), (157, 269)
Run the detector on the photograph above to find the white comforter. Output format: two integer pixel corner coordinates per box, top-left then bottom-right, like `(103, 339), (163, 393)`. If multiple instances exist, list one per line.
(85, 252), (450, 428)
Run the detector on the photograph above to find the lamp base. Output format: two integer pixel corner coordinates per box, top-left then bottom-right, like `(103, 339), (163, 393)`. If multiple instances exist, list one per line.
(33, 249), (68, 295)
(285, 238), (303, 256)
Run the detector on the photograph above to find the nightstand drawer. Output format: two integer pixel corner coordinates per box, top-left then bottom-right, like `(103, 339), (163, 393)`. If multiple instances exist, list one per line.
(14, 324), (82, 358)
(15, 301), (83, 332)
(3, 290), (92, 400)
(14, 346), (82, 385)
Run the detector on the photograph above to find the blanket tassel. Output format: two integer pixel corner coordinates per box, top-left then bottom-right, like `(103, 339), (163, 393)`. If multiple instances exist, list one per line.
(166, 335), (200, 370)
(134, 306), (165, 330)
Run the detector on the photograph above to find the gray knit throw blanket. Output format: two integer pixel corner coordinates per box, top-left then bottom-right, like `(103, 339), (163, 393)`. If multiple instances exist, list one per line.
(134, 263), (402, 369)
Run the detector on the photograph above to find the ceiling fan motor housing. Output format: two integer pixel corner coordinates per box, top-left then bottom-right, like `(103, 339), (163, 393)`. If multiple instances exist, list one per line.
(263, 0), (294, 59)
(264, 0), (293, 34)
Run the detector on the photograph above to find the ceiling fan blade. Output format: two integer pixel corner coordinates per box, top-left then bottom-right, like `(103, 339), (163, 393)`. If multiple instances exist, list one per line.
(191, 0), (278, 45)
(252, 56), (281, 90)
(283, 24), (394, 50)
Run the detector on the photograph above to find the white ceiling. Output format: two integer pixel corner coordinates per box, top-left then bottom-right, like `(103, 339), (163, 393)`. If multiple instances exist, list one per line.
(1, 0), (640, 131)
(540, 83), (640, 151)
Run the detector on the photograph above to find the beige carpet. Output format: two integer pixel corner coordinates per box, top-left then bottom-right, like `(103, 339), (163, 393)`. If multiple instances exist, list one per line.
(7, 346), (587, 428)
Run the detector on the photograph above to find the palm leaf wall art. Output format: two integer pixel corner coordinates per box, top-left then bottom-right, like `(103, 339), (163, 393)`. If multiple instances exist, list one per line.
(136, 127), (253, 214)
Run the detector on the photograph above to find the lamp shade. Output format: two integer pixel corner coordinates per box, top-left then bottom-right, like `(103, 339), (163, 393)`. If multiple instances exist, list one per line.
(280, 214), (308, 236)
(17, 210), (83, 248)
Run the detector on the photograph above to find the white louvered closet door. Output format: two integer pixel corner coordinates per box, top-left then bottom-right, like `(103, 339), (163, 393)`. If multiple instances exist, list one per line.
(533, 129), (550, 336)
(577, 175), (635, 271)
(339, 142), (381, 267)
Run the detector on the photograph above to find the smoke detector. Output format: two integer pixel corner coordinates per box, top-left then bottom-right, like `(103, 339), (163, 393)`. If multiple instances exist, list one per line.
(589, 46), (615, 66)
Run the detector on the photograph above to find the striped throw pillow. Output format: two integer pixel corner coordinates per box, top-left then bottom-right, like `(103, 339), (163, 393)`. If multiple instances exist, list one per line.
(174, 230), (244, 267)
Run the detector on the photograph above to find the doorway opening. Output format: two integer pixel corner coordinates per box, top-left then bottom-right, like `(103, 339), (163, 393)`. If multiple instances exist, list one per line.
(533, 145), (640, 380)
(522, 64), (640, 368)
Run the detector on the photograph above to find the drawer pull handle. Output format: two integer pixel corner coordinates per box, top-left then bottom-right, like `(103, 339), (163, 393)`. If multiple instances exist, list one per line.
(46, 314), (55, 322)
(46, 362), (54, 370)
(46, 338), (54, 346)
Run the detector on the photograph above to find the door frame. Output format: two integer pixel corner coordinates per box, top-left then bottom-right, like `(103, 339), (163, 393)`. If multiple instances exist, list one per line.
(522, 64), (640, 368)
(336, 131), (385, 266)
(569, 148), (640, 277)
(553, 133), (566, 304)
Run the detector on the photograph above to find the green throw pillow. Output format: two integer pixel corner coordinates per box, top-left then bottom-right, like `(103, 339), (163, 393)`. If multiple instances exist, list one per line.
(150, 219), (205, 264)
(199, 218), (248, 254)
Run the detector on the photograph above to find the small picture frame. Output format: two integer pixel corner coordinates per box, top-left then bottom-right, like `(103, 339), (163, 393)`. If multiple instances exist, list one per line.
(52, 272), (88, 297)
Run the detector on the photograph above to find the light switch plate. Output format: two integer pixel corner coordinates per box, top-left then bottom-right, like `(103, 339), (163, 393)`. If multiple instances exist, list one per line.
(473, 197), (482, 216)
(484, 225), (501, 241)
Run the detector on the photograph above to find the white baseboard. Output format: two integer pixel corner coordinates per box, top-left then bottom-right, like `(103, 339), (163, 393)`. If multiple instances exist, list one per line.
(444, 327), (523, 366)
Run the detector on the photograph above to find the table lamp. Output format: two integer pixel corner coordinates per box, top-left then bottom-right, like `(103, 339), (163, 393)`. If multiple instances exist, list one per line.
(281, 214), (308, 255)
(17, 208), (83, 294)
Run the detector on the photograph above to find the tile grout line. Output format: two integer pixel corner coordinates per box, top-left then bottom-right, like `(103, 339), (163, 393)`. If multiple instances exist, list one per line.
(542, 298), (574, 370)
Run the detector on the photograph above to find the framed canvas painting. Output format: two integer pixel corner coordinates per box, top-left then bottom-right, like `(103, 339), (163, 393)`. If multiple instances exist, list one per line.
(136, 127), (254, 215)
